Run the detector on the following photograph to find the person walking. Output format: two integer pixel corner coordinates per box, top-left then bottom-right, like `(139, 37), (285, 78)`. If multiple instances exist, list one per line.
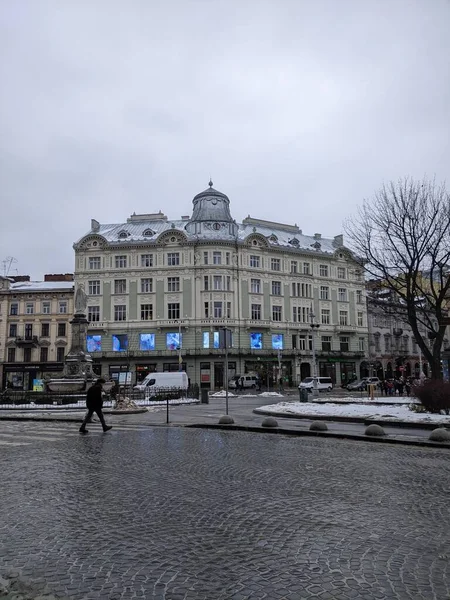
(79, 378), (112, 434)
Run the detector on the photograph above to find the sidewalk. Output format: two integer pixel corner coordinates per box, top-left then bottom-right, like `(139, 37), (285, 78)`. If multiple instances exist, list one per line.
(1, 393), (449, 449)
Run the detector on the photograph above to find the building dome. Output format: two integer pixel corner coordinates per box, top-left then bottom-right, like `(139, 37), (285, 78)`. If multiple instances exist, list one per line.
(190, 180), (234, 223)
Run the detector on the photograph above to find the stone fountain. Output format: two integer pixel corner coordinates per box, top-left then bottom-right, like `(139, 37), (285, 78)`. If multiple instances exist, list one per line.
(46, 284), (113, 393)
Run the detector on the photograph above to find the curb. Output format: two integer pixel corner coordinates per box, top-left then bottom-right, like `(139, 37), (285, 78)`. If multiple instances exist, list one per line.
(252, 409), (450, 430)
(185, 423), (450, 449)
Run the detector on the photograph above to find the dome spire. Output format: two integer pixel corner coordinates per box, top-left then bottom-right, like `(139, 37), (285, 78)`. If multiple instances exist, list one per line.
(208, 178), (213, 188)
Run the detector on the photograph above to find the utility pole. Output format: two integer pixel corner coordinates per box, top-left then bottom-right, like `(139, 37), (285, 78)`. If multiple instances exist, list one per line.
(310, 305), (320, 398)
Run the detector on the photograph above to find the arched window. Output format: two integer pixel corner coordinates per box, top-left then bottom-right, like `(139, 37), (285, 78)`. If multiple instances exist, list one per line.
(143, 229), (154, 237)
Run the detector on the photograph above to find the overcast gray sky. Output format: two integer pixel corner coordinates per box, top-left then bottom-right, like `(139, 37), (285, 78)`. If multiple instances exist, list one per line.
(1, 0), (449, 279)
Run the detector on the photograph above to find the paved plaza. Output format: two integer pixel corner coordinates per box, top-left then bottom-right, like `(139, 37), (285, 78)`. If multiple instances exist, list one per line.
(0, 423), (449, 600)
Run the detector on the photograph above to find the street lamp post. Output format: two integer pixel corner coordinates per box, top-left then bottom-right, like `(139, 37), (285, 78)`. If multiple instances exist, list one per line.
(178, 320), (182, 372)
(310, 307), (320, 398)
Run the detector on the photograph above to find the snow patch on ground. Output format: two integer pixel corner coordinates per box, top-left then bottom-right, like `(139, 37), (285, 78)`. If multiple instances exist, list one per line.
(258, 391), (285, 397)
(313, 396), (418, 405)
(258, 401), (450, 425)
(210, 390), (237, 397)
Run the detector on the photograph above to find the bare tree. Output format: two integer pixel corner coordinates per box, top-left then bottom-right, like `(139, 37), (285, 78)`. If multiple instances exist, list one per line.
(345, 177), (450, 379)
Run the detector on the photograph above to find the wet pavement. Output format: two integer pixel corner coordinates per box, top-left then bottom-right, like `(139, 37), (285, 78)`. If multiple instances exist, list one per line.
(1, 421), (449, 599)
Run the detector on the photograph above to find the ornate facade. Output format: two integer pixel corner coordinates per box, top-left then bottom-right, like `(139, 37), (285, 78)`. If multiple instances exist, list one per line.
(73, 183), (369, 388)
(0, 275), (74, 390)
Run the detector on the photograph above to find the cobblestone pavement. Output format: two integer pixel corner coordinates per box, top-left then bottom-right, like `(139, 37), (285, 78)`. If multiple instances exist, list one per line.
(1, 427), (449, 600)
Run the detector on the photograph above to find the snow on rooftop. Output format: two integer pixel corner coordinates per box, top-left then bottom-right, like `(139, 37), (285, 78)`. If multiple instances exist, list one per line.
(11, 281), (74, 292)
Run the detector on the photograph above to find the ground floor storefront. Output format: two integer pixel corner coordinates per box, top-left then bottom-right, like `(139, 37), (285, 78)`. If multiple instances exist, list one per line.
(91, 352), (365, 390)
(2, 362), (64, 391)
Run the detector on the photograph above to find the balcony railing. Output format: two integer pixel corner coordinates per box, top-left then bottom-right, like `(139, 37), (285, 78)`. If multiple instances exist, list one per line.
(15, 336), (39, 347)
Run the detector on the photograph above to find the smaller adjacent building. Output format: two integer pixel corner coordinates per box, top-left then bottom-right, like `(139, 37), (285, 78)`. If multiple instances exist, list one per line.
(0, 274), (74, 390)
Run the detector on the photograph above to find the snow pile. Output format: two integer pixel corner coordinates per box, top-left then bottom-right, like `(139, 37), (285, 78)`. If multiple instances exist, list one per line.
(258, 391), (285, 397)
(257, 401), (450, 425)
(210, 390), (237, 397)
(312, 396), (418, 405)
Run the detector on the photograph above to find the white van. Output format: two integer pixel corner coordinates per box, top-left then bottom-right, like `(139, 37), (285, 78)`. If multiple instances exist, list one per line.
(229, 374), (259, 389)
(299, 377), (333, 392)
(134, 372), (189, 396)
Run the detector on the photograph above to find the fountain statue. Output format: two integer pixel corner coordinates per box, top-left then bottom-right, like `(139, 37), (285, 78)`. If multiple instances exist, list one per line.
(46, 284), (112, 393)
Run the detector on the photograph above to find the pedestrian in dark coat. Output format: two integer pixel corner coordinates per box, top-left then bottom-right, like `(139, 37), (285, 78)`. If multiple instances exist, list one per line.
(79, 378), (112, 434)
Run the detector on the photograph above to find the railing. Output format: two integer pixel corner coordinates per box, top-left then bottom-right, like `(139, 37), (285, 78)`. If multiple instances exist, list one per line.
(0, 384), (200, 410)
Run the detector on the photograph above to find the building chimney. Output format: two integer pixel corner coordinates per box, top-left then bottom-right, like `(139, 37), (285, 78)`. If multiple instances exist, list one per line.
(314, 233), (321, 240)
(44, 273), (74, 282)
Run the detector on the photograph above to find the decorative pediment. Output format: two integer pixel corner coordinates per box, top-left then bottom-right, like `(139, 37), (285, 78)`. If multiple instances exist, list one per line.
(156, 230), (188, 245)
(74, 234), (108, 251)
(244, 233), (269, 248)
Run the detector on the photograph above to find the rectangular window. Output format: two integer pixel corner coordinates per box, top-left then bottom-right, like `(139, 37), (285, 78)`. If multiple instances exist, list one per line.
(10, 303), (18, 316)
(140, 333), (155, 351)
(321, 309), (330, 325)
(272, 334), (283, 350)
(226, 301), (231, 319)
(226, 276), (231, 291)
(26, 302), (34, 314)
(292, 306), (298, 322)
(56, 347), (65, 362)
(357, 311), (363, 327)
(168, 303), (180, 320)
(167, 252), (180, 266)
(338, 288), (347, 302)
(292, 334), (297, 349)
(249, 255), (260, 268)
(299, 335), (313, 351)
(25, 324), (33, 339)
(114, 279), (127, 294)
(115, 255), (127, 269)
(250, 333), (262, 349)
(356, 290), (363, 303)
(319, 264), (328, 277)
(272, 306), (282, 321)
(250, 279), (261, 293)
(251, 304), (261, 320)
(88, 280), (100, 295)
(320, 286), (329, 300)
(201, 275), (209, 292)
(204, 301), (209, 318)
(292, 283), (312, 298)
(40, 347), (48, 362)
(337, 267), (346, 279)
(88, 306), (100, 322)
(167, 277), (179, 292)
(58, 301), (67, 314)
(375, 334), (381, 352)
(340, 336), (349, 352)
(140, 278), (153, 293)
(140, 254), (153, 267)
(114, 305), (127, 321)
(272, 281), (281, 296)
(41, 323), (50, 337)
(166, 332), (181, 350)
(213, 301), (222, 318)
(339, 311), (348, 326)
(23, 348), (32, 362)
(203, 251), (208, 265)
(57, 323), (66, 337)
(322, 336), (332, 351)
(7, 347), (16, 362)
(140, 304), (153, 320)
(9, 324), (17, 337)
(42, 301), (50, 314)
(213, 275), (222, 290)
(385, 335), (391, 353)
(303, 262), (310, 275)
(290, 261), (298, 274)
(89, 257), (101, 270)
(112, 334), (128, 352)
(271, 258), (281, 271)
(226, 252), (230, 265)
(213, 251), (221, 265)
(359, 337), (365, 352)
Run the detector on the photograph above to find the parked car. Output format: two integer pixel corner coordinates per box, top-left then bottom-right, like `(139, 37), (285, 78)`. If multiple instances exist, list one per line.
(229, 375), (259, 389)
(347, 377), (380, 391)
(299, 377), (333, 392)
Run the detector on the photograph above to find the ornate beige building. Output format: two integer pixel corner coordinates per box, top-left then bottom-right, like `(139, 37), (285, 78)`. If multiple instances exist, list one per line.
(0, 275), (74, 390)
(73, 183), (369, 389)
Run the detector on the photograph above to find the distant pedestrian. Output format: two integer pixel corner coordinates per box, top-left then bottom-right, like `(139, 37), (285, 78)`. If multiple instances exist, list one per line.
(79, 378), (112, 434)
